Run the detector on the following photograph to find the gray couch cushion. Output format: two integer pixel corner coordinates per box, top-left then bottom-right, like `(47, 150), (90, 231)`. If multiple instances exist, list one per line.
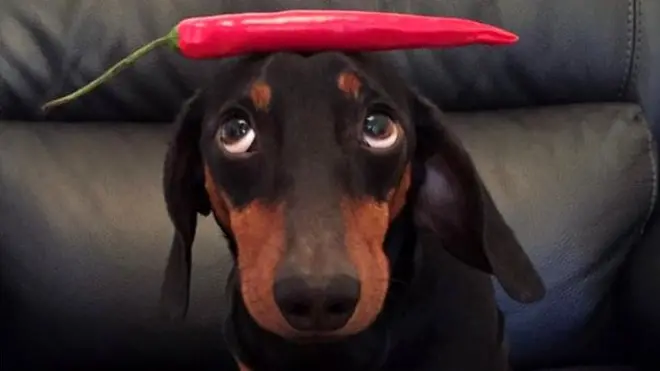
(447, 104), (656, 368)
(2, 0), (659, 131)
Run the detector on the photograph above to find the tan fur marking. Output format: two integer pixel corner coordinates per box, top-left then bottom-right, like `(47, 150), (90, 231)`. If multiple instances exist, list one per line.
(203, 166), (293, 337)
(232, 201), (291, 336)
(387, 163), (412, 221)
(334, 197), (390, 336)
(332, 164), (412, 336)
(249, 80), (272, 111)
(204, 165), (231, 228)
(337, 71), (362, 99)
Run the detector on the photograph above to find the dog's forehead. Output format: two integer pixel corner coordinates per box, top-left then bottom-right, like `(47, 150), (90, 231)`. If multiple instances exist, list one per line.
(251, 54), (351, 160)
(264, 52), (359, 82)
(251, 52), (375, 103)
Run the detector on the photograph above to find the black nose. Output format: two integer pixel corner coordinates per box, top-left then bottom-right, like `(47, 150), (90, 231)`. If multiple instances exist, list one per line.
(273, 275), (360, 332)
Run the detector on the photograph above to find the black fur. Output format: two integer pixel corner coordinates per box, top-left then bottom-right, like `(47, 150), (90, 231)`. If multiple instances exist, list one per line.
(160, 52), (545, 371)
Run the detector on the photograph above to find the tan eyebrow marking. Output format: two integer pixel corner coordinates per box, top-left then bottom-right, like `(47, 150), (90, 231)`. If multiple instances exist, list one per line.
(249, 80), (272, 111)
(337, 71), (362, 99)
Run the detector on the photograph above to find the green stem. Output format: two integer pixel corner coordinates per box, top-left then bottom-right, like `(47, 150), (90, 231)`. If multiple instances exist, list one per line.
(41, 33), (174, 111)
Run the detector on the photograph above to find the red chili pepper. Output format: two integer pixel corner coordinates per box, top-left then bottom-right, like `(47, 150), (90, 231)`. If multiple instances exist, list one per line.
(42, 10), (518, 110)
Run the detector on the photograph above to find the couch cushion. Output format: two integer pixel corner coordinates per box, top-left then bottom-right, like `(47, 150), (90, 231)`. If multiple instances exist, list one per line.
(0, 103), (655, 370)
(636, 0), (660, 139)
(1, 0), (658, 131)
(0, 123), (236, 370)
(447, 104), (656, 369)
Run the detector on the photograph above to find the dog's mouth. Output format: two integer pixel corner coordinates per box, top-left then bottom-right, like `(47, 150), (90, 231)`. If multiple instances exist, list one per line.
(286, 332), (347, 344)
(284, 328), (395, 370)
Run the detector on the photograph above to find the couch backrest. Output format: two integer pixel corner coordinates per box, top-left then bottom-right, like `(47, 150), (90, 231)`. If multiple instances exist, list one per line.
(1, 0), (658, 132)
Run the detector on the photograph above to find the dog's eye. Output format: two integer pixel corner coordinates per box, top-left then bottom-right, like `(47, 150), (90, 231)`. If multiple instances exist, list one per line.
(362, 113), (399, 149)
(217, 116), (256, 154)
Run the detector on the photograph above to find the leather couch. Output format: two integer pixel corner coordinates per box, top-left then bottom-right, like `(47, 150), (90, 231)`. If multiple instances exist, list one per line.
(1, 0), (658, 370)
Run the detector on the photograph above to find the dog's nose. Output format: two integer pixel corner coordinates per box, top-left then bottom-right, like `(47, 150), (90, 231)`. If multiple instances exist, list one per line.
(273, 274), (360, 332)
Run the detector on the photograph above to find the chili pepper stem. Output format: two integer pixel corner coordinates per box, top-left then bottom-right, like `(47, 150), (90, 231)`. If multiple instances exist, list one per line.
(41, 32), (176, 111)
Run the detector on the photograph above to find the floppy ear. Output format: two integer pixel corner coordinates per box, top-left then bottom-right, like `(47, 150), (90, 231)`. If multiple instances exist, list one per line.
(160, 90), (211, 320)
(410, 92), (545, 303)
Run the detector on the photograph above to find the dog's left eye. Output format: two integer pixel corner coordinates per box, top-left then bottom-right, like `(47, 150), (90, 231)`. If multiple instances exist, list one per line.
(217, 116), (256, 154)
(362, 113), (399, 150)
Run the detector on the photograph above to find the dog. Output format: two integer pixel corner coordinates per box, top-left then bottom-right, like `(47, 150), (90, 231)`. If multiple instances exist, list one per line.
(159, 51), (546, 371)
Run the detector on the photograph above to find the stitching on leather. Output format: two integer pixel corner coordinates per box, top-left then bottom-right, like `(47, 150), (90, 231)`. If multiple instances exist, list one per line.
(617, 0), (635, 98)
(630, 0), (643, 91)
(636, 0), (657, 234)
(641, 122), (658, 234)
(641, 120), (658, 234)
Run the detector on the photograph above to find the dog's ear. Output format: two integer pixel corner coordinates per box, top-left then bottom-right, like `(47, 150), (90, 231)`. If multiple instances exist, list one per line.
(160, 90), (211, 320)
(411, 92), (545, 303)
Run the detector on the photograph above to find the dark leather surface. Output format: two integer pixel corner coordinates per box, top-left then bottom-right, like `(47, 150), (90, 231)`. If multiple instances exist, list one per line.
(634, 0), (660, 139)
(447, 104), (656, 369)
(1, 0), (658, 134)
(0, 123), (235, 370)
(1, 103), (656, 370)
(620, 208), (660, 369)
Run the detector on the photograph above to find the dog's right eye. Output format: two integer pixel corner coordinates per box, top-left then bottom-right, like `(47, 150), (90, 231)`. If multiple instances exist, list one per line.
(217, 114), (256, 155)
(361, 111), (400, 150)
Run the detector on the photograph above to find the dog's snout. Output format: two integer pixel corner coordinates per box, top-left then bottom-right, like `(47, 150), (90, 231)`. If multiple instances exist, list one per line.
(274, 274), (360, 332)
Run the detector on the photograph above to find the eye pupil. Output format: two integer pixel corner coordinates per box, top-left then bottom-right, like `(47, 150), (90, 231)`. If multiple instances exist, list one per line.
(222, 118), (250, 142)
(364, 114), (390, 138)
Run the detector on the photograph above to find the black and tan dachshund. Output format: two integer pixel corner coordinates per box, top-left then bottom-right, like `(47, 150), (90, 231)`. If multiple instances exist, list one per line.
(160, 51), (545, 371)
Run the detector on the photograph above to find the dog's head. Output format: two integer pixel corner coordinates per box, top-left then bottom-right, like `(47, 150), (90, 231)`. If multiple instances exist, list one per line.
(161, 51), (544, 341)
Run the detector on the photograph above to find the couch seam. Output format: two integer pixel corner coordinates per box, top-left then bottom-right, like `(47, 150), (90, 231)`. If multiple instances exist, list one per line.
(636, 0), (657, 234)
(629, 0), (643, 94)
(641, 122), (658, 235)
(617, 0), (635, 99)
(42, 1), (86, 104)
